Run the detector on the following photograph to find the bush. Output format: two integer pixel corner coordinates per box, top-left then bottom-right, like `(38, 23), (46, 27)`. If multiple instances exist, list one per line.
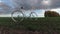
(44, 11), (60, 17)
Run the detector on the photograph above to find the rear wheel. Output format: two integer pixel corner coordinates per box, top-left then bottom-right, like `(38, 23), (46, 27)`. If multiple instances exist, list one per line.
(11, 11), (24, 22)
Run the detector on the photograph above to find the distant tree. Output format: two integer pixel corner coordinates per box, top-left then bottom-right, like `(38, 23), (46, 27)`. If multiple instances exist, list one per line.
(44, 11), (60, 17)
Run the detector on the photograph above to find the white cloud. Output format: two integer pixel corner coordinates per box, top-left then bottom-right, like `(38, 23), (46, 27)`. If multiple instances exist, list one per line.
(0, 9), (45, 17)
(51, 8), (60, 14)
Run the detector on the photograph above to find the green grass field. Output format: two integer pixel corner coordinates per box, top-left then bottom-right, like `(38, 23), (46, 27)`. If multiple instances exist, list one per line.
(0, 17), (60, 32)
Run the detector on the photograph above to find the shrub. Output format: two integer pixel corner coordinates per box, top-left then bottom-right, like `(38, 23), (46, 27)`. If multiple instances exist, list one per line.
(44, 11), (60, 17)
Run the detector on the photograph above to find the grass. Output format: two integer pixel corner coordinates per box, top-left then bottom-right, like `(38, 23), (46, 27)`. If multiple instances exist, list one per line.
(0, 17), (60, 32)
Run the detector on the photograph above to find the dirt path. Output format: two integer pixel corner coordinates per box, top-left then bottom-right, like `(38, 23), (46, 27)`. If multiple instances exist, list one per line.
(0, 26), (59, 34)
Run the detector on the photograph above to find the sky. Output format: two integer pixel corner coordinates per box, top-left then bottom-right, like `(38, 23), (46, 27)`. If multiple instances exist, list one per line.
(10, 0), (60, 9)
(0, 0), (60, 17)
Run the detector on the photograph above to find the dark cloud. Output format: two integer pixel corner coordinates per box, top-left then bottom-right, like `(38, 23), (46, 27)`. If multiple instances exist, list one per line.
(0, 2), (12, 14)
(10, 0), (60, 10)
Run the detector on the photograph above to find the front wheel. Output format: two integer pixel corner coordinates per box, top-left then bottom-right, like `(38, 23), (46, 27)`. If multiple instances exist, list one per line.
(11, 11), (24, 22)
(29, 12), (38, 20)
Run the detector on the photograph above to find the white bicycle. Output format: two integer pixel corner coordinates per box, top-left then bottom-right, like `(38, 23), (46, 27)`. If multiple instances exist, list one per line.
(11, 7), (38, 22)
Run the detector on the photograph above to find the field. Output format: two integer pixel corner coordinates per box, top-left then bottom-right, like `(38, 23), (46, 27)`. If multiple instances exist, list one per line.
(0, 17), (60, 33)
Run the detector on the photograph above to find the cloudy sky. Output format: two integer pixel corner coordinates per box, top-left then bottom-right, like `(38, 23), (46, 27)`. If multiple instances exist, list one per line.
(10, 0), (60, 9)
(0, 0), (60, 17)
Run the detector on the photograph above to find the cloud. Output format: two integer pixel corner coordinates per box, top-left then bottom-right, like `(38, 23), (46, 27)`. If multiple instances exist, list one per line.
(51, 8), (60, 14)
(0, 2), (12, 14)
(0, 0), (60, 15)
(10, 0), (60, 10)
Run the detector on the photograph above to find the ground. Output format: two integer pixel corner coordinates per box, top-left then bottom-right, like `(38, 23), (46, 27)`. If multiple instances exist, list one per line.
(0, 17), (59, 34)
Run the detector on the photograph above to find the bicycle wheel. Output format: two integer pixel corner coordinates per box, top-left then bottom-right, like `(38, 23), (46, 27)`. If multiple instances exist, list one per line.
(29, 12), (38, 20)
(11, 11), (24, 22)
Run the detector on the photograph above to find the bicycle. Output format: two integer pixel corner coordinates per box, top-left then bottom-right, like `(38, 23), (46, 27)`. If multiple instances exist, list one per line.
(11, 7), (38, 22)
